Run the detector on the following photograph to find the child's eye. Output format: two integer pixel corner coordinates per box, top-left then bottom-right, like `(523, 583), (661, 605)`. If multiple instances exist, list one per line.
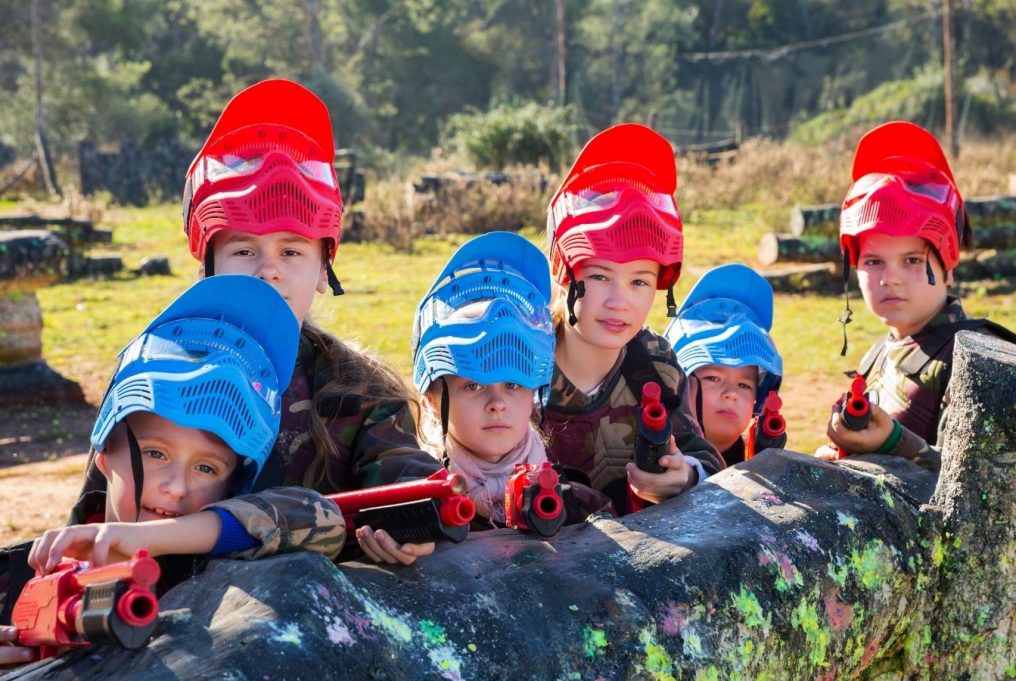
(230, 248), (254, 257)
(632, 279), (650, 287)
(739, 383), (755, 392)
(195, 463), (219, 475)
(904, 256), (924, 266)
(587, 273), (608, 282)
(464, 382), (483, 392)
(504, 382), (521, 390)
(143, 449), (167, 461)
(861, 257), (882, 267)
(282, 248), (305, 257)
(701, 375), (720, 383)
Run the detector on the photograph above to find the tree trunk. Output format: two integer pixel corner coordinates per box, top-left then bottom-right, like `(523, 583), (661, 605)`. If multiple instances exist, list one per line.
(30, 0), (59, 199)
(554, 0), (567, 106)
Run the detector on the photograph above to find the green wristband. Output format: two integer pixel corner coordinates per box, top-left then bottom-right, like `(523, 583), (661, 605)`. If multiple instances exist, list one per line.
(876, 420), (904, 454)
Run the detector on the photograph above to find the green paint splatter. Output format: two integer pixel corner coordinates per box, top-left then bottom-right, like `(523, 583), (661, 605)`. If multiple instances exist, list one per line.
(836, 511), (857, 530)
(363, 601), (413, 642)
(695, 667), (721, 681)
(568, 604), (579, 612)
(582, 626), (608, 658)
(850, 540), (895, 589)
(731, 587), (767, 629)
(269, 622), (303, 645)
(685, 632), (703, 657)
(420, 620), (447, 645)
(790, 599), (831, 667)
(467, 643), (477, 653)
(639, 628), (676, 681)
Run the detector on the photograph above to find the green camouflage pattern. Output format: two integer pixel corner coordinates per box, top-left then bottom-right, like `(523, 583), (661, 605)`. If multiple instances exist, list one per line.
(270, 334), (442, 493)
(859, 296), (1010, 470)
(542, 328), (724, 506)
(210, 487), (345, 560)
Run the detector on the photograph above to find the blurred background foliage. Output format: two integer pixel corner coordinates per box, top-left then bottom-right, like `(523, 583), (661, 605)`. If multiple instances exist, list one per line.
(2, 0), (1015, 176)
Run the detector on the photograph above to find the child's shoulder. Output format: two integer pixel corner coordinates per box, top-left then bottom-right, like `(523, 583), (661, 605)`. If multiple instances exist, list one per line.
(632, 327), (679, 361)
(617, 328), (685, 393)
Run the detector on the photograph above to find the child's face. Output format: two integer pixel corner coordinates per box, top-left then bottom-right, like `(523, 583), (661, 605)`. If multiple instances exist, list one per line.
(97, 412), (238, 522)
(688, 364), (758, 453)
(427, 376), (536, 464)
(568, 258), (660, 351)
(210, 229), (328, 323)
(856, 233), (952, 339)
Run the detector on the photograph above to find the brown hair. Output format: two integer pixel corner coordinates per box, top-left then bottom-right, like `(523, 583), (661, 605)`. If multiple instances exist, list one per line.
(300, 321), (422, 489)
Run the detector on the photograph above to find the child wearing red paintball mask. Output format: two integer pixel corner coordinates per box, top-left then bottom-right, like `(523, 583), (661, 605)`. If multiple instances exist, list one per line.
(819, 121), (1015, 470)
(542, 123), (724, 515)
(76, 79), (442, 565)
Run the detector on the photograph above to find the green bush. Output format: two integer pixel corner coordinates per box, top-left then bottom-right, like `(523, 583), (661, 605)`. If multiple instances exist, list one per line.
(441, 103), (579, 171)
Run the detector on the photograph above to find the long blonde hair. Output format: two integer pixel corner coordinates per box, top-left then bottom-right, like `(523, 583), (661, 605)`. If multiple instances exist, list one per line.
(301, 321), (422, 489)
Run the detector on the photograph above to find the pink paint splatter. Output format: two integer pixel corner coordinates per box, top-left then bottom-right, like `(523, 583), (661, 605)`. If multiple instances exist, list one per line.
(861, 636), (881, 667)
(758, 531), (777, 544)
(754, 492), (784, 506)
(326, 618), (354, 645)
(823, 588), (854, 632)
(795, 530), (821, 552)
(757, 548), (797, 585)
(661, 602), (689, 636)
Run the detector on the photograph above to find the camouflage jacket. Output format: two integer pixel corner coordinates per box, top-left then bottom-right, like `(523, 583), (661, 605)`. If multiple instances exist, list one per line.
(859, 296), (1013, 471)
(65, 486), (345, 561)
(542, 328), (724, 513)
(255, 332), (441, 493)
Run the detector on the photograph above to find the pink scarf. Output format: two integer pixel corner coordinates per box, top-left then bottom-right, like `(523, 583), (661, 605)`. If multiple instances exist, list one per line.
(444, 428), (547, 524)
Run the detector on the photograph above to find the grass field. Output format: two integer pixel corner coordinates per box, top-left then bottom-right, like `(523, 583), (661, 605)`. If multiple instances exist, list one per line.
(31, 195), (1016, 456)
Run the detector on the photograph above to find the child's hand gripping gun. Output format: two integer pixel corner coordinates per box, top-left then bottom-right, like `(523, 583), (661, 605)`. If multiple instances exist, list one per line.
(504, 462), (565, 537)
(836, 376), (872, 459)
(745, 391), (788, 460)
(633, 382), (672, 475)
(11, 550), (161, 661)
(326, 469), (477, 544)
(628, 382), (674, 513)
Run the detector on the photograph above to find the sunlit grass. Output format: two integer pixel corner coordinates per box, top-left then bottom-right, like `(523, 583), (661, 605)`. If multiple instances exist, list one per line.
(31, 135), (1016, 458)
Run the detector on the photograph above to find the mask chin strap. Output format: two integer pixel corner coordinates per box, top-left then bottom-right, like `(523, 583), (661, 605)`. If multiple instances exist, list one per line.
(125, 423), (145, 522)
(326, 260), (345, 296)
(925, 248), (936, 286)
(204, 250), (215, 277)
(692, 374), (704, 427)
(439, 377), (451, 469)
(666, 284), (677, 317)
(838, 251), (853, 357)
(565, 264), (585, 326)
(537, 386), (547, 428)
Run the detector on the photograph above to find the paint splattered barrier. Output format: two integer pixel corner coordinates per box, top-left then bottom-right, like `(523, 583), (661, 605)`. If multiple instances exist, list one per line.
(4, 331), (1014, 680)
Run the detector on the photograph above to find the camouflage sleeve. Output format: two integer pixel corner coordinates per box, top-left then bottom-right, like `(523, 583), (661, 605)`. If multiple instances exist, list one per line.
(888, 410), (944, 474)
(347, 399), (443, 489)
(207, 487), (346, 561)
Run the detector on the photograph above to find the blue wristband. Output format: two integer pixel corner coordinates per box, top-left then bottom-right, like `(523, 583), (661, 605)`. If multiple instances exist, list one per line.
(209, 507), (260, 556)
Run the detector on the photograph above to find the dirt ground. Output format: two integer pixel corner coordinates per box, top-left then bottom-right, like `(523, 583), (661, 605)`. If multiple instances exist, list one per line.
(0, 403), (94, 546)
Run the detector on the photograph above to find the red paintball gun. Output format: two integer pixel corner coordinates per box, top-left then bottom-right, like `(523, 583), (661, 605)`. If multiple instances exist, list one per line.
(633, 382), (671, 475)
(628, 382), (673, 512)
(745, 391), (788, 460)
(11, 550), (161, 661)
(837, 375), (872, 459)
(504, 462), (565, 537)
(326, 469), (476, 544)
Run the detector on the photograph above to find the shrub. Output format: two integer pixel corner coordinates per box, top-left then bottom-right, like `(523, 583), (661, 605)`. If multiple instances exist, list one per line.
(441, 103), (578, 171)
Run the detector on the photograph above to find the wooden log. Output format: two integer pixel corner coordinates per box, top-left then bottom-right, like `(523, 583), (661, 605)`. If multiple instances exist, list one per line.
(973, 224), (1016, 250)
(954, 248), (1016, 281)
(762, 262), (841, 294)
(923, 332), (1016, 678)
(964, 194), (1016, 226)
(757, 233), (840, 266)
(6, 335), (1014, 680)
(789, 202), (840, 236)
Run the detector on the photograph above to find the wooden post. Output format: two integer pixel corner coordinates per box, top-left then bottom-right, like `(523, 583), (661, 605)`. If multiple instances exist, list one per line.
(942, 0), (959, 158)
(30, 0), (60, 199)
(555, 0), (567, 106)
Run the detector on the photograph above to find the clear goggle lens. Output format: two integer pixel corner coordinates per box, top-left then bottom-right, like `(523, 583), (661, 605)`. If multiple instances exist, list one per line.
(201, 152), (336, 188)
(557, 185), (679, 218)
(849, 172), (953, 204)
(414, 296), (552, 352)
